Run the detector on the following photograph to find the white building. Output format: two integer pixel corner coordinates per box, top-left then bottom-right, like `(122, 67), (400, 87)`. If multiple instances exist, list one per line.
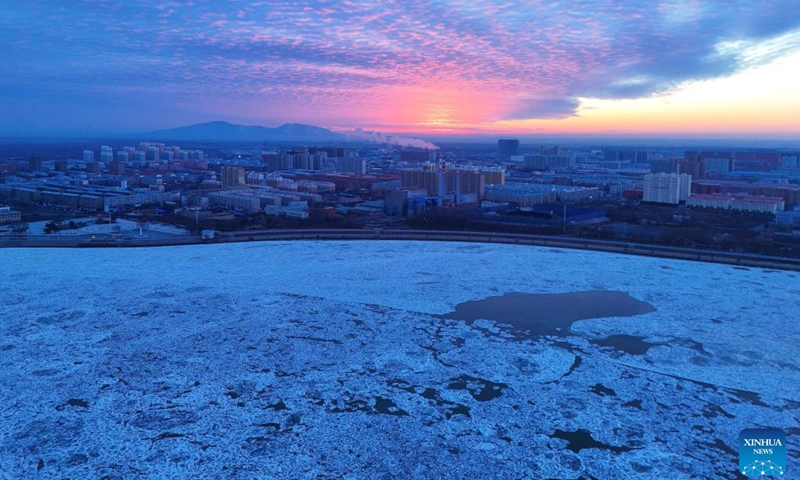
(686, 194), (731, 210)
(643, 173), (691, 204)
(687, 194), (785, 214)
(730, 197), (784, 214)
(100, 146), (114, 163)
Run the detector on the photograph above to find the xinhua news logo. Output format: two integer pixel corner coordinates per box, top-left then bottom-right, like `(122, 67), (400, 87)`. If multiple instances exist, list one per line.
(739, 428), (786, 476)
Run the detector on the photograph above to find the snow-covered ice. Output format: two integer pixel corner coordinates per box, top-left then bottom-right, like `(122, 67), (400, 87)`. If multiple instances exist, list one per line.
(0, 240), (797, 479)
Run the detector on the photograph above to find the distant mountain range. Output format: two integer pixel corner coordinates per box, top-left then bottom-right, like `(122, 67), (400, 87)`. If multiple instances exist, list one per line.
(142, 121), (346, 143)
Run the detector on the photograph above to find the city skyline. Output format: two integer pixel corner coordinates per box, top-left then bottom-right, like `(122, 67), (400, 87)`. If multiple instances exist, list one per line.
(1, 1), (800, 138)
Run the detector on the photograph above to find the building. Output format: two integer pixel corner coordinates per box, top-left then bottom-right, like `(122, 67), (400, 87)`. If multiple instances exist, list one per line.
(311, 152), (326, 170)
(523, 154), (574, 171)
(687, 194), (785, 214)
(262, 153), (294, 171)
(780, 155), (799, 168)
(482, 168), (506, 186)
(643, 173), (691, 204)
(686, 194), (733, 210)
(497, 139), (520, 161)
(337, 157), (366, 174)
(690, 180), (800, 208)
(208, 191), (262, 212)
(651, 159), (682, 174)
(457, 166), (505, 185)
(221, 166), (246, 188)
(484, 183), (556, 206)
(0, 183), (173, 211)
(83, 150), (94, 162)
(730, 197), (785, 214)
(684, 151), (733, 178)
(735, 152), (781, 171)
(109, 161), (126, 175)
(523, 155), (548, 170)
(539, 146), (561, 156)
(483, 183), (597, 205)
(400, 163), (486, 201)
(311, 146), (348, 158)
(775, 210), (800, 226)
(703, 157), (732, 176)
(100, 146), (114, 163)
(28, 156), (43, 171)
(386, 188), (429, 217)
(400, 149), (437, 163)
(147, 146), (160, 162)
(0, 206), (22, 223)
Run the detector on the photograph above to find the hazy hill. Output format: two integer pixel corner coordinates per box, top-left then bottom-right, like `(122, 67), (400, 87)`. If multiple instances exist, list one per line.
(143, 121), (346, 142)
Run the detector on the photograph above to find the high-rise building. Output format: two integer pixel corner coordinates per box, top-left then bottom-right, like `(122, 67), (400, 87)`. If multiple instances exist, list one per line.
(703, 157), (732, 176)
(147, 146), (160, 162)
(498, 139), (520, 161)
(262, 153), (294, 172)
(651, 159), (681, 174)
(291, 152), (312, 170)
(735, 152), (781, 171)
(539, 145), (561, 156)
(386, 188), (429, 217)
(684, 151), (732, 178)
(83, 150), (94, 162)
(337, 157), (367, 174)
(643, 173), (691, 204)
(523, 154), (574, 171)
(221, 166), (246, 188)
(100, 146), (114, 163)
(456, 165), (505, 185)
(400, 162), (486, 200)
(400, 149), (437, 163)
(109, 161), (125, 175)
(311, 152), (326, 170)
(28, 156), (43, 171)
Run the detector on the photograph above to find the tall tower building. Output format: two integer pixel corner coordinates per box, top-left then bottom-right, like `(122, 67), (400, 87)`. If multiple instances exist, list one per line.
(221, 166), (246, 188)
(498, 139), (520, 161)
(643, 173), (692, 204)
(100, 146), (114, 163)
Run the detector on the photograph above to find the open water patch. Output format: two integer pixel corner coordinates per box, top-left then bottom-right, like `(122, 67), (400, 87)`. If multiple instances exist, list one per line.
(441, 291), (655, 337)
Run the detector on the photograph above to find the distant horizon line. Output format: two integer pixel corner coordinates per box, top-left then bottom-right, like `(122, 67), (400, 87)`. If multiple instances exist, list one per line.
(1, 118), (799, 149)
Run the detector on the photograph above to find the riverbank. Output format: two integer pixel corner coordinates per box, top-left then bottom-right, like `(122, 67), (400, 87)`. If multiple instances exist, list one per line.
(2, 228), (800, 271)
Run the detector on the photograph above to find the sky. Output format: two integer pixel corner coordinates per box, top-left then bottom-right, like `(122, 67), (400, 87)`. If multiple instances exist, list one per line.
(1, 0), (800, 139)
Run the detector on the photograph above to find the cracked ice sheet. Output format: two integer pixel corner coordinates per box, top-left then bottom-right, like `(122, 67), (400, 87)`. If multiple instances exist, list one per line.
(0, 240), (797, 479)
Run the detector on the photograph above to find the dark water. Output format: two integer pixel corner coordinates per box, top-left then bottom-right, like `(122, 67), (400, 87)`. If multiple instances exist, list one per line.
(441, 291), (655, 337)
(590, 334), (660, 355)
(552, 429), (636, 453)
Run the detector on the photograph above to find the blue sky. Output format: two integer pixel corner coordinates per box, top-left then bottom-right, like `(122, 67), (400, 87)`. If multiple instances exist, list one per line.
(1, 1), (799, 137)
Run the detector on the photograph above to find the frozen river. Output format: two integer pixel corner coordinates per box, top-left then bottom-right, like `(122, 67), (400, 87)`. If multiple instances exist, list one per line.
(0, 241), (797, 478)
